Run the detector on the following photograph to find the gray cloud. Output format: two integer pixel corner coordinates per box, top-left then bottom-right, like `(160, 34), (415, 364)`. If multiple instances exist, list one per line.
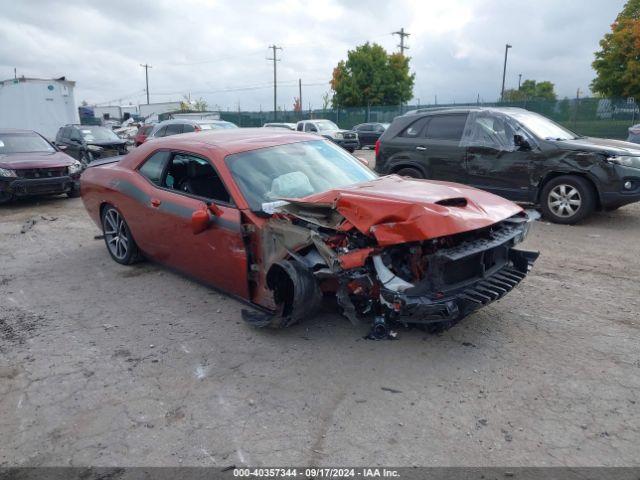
(0, 0), (625, 111)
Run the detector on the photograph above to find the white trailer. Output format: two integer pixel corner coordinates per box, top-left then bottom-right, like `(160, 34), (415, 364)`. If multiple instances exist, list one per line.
(0, 77), (79, 140)
(92, 105), (139, 121)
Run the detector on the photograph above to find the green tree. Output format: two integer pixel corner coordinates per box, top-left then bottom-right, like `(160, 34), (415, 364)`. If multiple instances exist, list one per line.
(503, 79), (557, 101)
(592, 0), (640, 98)
(330, 42), (414, 107)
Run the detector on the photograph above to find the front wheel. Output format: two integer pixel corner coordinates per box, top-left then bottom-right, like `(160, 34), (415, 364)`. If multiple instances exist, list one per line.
(540, 175), (596, 224)
(0, 191), (14, 204)
(101, 205), (140, 265)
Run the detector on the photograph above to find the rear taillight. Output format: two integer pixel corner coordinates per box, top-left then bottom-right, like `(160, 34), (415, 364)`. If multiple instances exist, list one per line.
(374, 139), (380, 157)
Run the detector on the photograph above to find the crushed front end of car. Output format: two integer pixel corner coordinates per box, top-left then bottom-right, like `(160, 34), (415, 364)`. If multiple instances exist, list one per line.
(242, 176), (539, 338)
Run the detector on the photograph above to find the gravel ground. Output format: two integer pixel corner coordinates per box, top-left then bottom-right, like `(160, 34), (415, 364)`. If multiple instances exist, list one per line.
(1, 152), (639, 467)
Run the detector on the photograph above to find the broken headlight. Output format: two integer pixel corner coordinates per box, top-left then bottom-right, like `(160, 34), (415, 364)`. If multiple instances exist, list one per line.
(0, 167), (17, 177)
(68, 161), (83, 175)
(607, 155), (640, 170)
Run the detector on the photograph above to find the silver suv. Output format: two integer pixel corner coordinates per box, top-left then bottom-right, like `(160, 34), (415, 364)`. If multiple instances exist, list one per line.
(295, 119), (359, 152)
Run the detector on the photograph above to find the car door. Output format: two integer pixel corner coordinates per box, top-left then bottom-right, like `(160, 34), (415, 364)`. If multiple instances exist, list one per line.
(356, 124), (374, 146)
(420, 113), (469, 183)
(463, 113), (536, 201)
(66, 127), (84, 160)
(383, 116), (431, 174)
(135, 150), (249, 298)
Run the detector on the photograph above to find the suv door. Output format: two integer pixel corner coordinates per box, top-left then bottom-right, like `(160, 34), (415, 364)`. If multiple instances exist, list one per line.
(66, 127), (84, 160)
(464, 113), (537, 201)
(420, 113), (468, 183)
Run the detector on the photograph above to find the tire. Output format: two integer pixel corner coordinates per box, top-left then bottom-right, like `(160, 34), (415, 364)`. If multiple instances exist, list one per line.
(540, 175), (596, 224)
(346, 147), (355, 153)
(0, 191), (14, 205)
(395, 167), (424, 179)
(67, 185), (81, 198)
(101, 205), (140, 265)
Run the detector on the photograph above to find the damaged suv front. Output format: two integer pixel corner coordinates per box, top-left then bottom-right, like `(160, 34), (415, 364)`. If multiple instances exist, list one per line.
(227, 140), (539, 337)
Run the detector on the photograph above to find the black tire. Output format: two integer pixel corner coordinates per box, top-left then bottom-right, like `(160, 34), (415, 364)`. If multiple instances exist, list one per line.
(0, 192), (14, 205)
(67, 186), (81, 198)
(101, 205), (140, 265)
(395, 167), (424, 179)
(346, 147), (355, 153)
(540, 175), (596, 224)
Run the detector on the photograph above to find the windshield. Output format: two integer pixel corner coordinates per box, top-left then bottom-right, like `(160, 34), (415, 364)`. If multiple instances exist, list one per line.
(315, 120), (339, 131)
(80, 126), (120, 142)
(226, 140), (376, 211)
(508, 111), (579, 141)
(0, 132), (55, 154)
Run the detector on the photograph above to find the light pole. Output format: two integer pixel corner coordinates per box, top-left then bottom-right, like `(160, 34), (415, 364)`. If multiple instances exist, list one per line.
(500, 44), (512, 102)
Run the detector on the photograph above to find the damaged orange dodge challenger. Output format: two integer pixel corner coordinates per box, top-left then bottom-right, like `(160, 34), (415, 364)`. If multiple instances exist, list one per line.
(81, 129), (539, 338)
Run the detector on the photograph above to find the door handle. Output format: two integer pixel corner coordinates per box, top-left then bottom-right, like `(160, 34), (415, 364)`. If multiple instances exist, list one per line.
(150, 198), (161, 208)
(416, 146), (427, 151)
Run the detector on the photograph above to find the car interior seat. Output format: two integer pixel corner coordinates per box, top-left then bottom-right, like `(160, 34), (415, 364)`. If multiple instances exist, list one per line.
(179, 161), (230, 203)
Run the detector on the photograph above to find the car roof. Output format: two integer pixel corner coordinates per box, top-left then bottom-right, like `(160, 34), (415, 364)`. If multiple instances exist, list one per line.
(405, 106), (531, 116)
(143, 127), (315, 155)
(0, 128), (39, 134)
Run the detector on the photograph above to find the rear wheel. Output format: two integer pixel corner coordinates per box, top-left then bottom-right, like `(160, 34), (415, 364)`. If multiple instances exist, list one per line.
(0, 191), (14, 204)
(540, 175), (596, 224)
(101, 205), (140, 265)
(67, 185), (81, 198)
(395, 167), (424, 179)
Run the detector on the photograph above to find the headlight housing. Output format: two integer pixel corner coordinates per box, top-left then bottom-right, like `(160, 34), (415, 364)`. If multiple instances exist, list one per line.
(0, 167), (17, 178)
(607, 155), (640, 169)
(334, 131), (344, 139)
(68, 161), (83, 175)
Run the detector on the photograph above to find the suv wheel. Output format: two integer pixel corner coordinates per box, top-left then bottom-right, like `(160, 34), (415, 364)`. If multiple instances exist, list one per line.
(396, 167), (424, 179)
(540, 175), (596, 224)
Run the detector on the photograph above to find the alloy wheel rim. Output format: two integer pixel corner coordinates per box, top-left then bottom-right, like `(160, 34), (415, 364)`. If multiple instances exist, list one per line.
(104, 209), (129, 260)
(548, 184), (581, 218)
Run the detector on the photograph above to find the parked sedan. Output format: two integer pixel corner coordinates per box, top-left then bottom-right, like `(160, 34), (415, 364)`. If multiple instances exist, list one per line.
(56, 125), (128, 166)
(352, 122), (389, 148)
(80, 128), (538, 337)
(133, 124), (154, 146)
(149, 119), (238, 139)
(0, 129), (82, 204)
(375, 107), (640, 224)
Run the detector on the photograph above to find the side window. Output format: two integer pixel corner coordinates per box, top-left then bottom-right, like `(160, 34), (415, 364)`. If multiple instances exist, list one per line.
(165, 124), (184, 136)
(138, 151), (170, 186)
(425, 114), (468, 141)
(164, 153), (231, 204)
(400, 117), (429, 138)
(155, 126), (168, 138)
(69, 128), (82, 141)
(296, 123), (304, 132)
(463, 114), (516, 150)
(305, 123), (318, 132)
(182, 124), (195, 133)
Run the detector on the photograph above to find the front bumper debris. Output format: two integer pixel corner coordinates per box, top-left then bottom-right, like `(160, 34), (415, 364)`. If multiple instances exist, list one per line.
(1, 176), (76, 197)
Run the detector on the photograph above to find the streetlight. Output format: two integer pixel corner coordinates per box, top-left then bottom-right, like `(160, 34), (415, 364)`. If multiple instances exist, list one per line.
(500, 44), (512, 102)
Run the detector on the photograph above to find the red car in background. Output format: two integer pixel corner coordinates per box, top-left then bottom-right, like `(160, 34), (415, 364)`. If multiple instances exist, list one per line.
(0, 129), (82, 204)
(133, 124), (154, 147)
(80, 129), (538, 338)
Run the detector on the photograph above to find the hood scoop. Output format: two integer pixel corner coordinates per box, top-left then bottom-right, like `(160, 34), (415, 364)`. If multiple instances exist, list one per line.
(436, 197), (468, 208)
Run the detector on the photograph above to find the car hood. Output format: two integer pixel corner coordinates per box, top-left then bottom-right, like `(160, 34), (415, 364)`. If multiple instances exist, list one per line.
(0, 151), (76, 170)
(282, 175), (523, 246)
(554, 137), (640, 156)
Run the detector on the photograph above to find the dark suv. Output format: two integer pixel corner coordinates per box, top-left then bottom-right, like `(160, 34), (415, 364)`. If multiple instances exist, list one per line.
(56, 125), (127, 166)
(375, 107), (640, 223)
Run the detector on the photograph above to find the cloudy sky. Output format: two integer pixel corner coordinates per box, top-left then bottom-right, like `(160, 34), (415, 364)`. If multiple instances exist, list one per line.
(0, 0), (625, 111)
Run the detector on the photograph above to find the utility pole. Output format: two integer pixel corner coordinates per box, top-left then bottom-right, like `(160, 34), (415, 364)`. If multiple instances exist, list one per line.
(500, 44), (512, 102)
(518, 73), (522, 90)
(299, 78), (302, 119)
(393, 28), (410, 55)
(267, 45), (282, 120)
(140, 63), (152, 104)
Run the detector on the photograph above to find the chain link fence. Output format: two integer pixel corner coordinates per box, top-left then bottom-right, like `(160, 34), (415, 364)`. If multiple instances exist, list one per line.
(220, 97), (639, 140)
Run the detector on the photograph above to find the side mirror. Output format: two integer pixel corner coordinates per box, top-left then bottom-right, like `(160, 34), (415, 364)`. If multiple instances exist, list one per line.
(514, 134), (531, 150)
(207, 202), (222, 217)
(191, 208), (210, 235)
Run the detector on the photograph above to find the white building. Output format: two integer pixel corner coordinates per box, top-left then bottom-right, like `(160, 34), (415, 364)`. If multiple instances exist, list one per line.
(0, 77), (79, 139)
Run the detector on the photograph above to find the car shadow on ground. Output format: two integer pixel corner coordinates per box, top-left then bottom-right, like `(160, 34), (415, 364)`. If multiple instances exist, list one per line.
(0, 194), (73, 212)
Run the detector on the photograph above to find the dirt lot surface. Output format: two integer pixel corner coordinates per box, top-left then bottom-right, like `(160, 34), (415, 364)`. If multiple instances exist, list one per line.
(1, 151), (639, 467)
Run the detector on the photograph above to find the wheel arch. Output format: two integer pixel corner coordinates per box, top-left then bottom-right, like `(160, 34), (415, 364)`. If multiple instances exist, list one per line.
(388, 159), (428, 177)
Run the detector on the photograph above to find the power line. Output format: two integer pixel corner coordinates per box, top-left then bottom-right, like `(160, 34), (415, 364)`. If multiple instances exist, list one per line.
(140, 63), (152, 104)
(392, 28), (410, 55)
(267, 45), (282, 120)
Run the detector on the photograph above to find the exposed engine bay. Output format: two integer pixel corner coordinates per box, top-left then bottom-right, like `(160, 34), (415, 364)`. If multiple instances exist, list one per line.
(242, 193), (539, 339)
